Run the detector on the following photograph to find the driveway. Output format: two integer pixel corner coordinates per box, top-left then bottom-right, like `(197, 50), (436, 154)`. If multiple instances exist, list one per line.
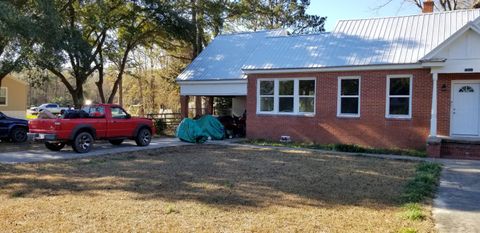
(433, 159), (480, 233)
(0, 138), (190, 164)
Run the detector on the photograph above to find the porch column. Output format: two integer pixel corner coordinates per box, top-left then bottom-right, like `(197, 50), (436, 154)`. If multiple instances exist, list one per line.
(429, 73), (438, 137)
(180, 95), (189, 118)
(427, 72), (441, 158)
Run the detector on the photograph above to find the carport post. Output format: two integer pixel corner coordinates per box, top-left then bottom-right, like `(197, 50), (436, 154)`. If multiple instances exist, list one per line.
(205, 97), (214, 115)
(180, 95), (189, 118)
(195, 96), (202, 117)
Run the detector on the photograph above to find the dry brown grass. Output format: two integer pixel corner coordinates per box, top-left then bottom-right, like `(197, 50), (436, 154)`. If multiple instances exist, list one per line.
(0, 145), (435, 232)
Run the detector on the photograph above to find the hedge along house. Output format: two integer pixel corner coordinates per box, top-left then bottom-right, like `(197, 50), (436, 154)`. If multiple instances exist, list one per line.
(178, 6), (480, 159)
(177, 30), (288, 118)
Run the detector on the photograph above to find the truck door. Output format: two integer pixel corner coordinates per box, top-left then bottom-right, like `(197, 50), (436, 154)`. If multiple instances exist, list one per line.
(86, 106), (107, 138)
(108, 106), (134, 137)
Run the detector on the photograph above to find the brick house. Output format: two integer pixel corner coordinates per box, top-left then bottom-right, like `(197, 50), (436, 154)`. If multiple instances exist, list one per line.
(177, 6), (480, 159)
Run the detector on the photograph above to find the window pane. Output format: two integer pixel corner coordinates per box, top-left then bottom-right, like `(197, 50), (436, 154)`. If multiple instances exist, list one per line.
(111, 107), (128, 119)
(0, 97), (5, 105)
(341, 79), (359, 95)
(389, 97), (409, 115)
(279, 97), (293, 112)
(299, 80), (315, 96)
(389, 78), (410, 95)
(0, 88), (6, 97)
(279, 80), (294, 95)
(260, 97), (274, 112)
(299, 97), (314, 113)
(260, 81), (274, 95)
(340, 97), (359, 114)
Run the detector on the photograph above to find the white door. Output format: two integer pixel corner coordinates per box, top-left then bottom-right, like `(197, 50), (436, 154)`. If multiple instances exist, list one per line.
(451, 83), (480, 136)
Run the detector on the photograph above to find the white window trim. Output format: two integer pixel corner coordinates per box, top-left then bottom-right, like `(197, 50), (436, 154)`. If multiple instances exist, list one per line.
(337, 76), (361, 118)
(0, 87), (7, 106)
(257, 78), (316, 116)
(386, 74), (413, 119)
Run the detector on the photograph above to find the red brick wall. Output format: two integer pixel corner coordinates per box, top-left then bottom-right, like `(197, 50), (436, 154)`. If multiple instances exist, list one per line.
(437, 73), (480, 136)
(246, 69), (433, 150)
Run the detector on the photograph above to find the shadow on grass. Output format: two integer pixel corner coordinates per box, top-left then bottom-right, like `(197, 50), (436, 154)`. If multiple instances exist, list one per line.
(0, 145), (419, 209)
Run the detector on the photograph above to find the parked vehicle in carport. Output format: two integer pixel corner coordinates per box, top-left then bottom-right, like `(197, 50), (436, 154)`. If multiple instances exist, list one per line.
(0, 112), (29, 143)
(28, 104), (155, 153)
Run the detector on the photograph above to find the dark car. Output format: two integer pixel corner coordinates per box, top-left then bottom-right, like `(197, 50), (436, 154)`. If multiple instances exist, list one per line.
(0, 112), (29, 143)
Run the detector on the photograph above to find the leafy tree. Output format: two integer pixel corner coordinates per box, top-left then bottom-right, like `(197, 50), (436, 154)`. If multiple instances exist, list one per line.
(97, 0), (193, 104)
(230, 0), (326, 34)
(0, 0), (32, 86)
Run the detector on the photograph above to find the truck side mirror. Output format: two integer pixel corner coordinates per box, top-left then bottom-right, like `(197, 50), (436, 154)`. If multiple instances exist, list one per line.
(126, 114), (131, 119)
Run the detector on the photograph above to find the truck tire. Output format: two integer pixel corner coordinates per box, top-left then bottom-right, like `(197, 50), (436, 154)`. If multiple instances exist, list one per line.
(135, 128), (151, 146)
(109, 139), (124, 145)
(72, 132), (94, 153)
(10, 127), (28, 143)
(45, 142), (65, 151)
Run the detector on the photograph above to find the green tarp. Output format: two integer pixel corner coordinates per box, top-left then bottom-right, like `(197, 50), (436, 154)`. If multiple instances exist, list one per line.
(176, 115), (225, 143)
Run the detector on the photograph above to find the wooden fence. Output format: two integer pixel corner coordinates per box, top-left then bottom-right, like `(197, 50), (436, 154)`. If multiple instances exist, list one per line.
(144, 113), (183, 127)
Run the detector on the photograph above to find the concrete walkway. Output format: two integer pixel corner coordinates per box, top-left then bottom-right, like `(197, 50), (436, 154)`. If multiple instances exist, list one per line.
(0, 138), (190, 164)
(433, 159), (480, 233)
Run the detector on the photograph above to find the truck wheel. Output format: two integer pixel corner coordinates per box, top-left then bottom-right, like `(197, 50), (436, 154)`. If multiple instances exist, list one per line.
(45, 142), (65, 151)
(109, 139), (124, 145)
(135, 128), (151, 146)
(72, 132), (94, 153)
(10, 127), (28, 143)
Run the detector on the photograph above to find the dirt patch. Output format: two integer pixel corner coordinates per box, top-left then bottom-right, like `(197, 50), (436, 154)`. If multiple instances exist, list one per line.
(0, 145), (435, 232)
(0, 141), (44, 153)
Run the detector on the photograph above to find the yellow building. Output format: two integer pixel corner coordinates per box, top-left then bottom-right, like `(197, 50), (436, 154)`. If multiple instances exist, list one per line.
(0, 75), (28, 119)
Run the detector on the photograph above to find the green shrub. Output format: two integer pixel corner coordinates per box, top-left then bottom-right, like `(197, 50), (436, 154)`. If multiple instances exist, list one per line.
(398, 227), (418, 233)
(333, 144), (367, 153)
(402, 203), (425, 221)
(243, 140), (427, 157)
(401, 163), (442, 203)
(154, 118), (167, 135)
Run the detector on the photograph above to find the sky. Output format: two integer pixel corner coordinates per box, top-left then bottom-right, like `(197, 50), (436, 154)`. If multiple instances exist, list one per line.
(307, 0), (422, 31)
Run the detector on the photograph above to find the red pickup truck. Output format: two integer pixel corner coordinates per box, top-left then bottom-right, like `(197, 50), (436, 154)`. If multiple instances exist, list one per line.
(28, 104), (155, 153)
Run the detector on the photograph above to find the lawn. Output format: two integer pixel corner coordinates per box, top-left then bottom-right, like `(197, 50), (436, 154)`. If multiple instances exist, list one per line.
(0, 145), (436, 232)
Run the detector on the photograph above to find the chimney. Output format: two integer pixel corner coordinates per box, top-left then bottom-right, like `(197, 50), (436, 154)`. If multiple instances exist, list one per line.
(423, 0), (434, 13)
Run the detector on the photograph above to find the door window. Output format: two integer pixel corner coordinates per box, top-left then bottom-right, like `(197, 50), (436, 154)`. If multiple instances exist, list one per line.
(111, 107), (128, 119)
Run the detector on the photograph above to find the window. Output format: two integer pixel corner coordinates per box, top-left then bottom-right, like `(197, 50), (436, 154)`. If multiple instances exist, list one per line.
(82, 106), (105, 118)
(111, 107), (128, 119)
(337, 77), (360, 117)
(257, 78), (315, 115)
(0, 87), (6, 106)
(259, 80), (274, 112)
(459, 86), (474, 93)
(386, 75), (412, 118)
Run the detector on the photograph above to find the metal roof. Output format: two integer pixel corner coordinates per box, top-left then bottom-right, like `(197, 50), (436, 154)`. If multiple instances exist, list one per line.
(176, 30), (287, 81)
(243, 9), (480, 70)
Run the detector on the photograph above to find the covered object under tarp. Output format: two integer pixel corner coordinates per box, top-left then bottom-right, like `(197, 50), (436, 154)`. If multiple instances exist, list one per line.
(176, 115), (225, 143)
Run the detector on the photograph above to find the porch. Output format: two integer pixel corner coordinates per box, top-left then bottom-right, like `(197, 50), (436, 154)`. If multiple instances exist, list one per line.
(427, 73), (480, 159)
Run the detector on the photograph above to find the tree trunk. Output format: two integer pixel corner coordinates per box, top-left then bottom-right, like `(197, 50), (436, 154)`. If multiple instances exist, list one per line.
(107, 46), (132, 104)
(191, 0), (199, 57)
